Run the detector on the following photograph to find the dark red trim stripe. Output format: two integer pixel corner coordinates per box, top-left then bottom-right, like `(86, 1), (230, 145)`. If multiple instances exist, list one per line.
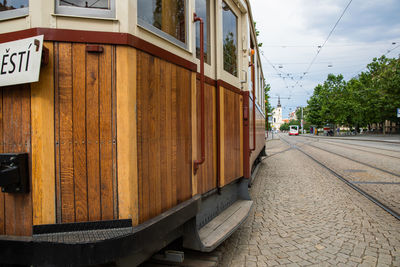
(216, 80), (242, 95)
(0, 28), (197, 72)
(196, 73), (217, 87)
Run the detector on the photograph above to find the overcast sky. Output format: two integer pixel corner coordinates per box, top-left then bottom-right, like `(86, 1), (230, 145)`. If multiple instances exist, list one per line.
(250, 0), (400, 118)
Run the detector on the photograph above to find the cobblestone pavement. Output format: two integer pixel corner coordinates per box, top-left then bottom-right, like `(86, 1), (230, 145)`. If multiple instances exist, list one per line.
(295, 140), (400, 215)
(216, 136), (400, 266)
(308, 140), (400, 175)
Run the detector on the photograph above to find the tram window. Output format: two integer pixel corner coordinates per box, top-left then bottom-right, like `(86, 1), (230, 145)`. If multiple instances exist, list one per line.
(55, 0), (115, 18)
(0, 0), (28, 21)
(138, 0), (187, 47)
(195, 0), (210, 64)
(222, 1), (238, 76)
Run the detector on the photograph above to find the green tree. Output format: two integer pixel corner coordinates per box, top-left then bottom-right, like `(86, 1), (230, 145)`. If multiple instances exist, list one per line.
(264, 83), (273, 129)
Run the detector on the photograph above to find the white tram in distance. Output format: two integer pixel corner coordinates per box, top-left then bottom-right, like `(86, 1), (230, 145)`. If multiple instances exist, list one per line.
(289, 125), (300, 136)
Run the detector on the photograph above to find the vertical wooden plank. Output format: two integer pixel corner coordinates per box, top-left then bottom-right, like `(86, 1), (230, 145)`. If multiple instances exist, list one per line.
(72, 43), (88, 222)
(224, 91), (232, 181)
(31, 42), (56, 226)
(86, 52), (101, 221)
(99, 45), (114, 220)
(191, 72), (198, 196)
(2, 84), (32, 236)
(139, 52), (150, 222)
(240, 96), (243, 176)
(165, 62), (173, 210)
(235, 94), (240, 177)
(149, 57), (161, 217)
(3, 88), (19, 235)
(212, 86), (217, 189)
(54, 43), (62, 223)
(219, 87), (225, 186)
(184, 70), (192, 199)
(176, 67), (184, 203)
(170, 64), (177, 206)
(117, 46), (138, 225)
(19, 84), (32, 235)
(111, 46), (118, 220)
(58, 42), (75, 223)
(196, 80), (203, 193)
(0, 89), (4, 234)
(159, 60), (168, 211)
(136, 51), (144, 222)
(180, 68), (191, 201)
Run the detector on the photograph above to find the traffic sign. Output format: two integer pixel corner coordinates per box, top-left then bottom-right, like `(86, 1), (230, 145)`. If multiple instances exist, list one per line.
(397, 108), (400, 118)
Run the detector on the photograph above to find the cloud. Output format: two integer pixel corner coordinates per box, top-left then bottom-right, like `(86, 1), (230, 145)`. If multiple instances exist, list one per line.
(251, 0), (400, 116)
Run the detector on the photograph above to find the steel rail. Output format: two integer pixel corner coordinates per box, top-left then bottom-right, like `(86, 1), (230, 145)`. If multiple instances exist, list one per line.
(280, 136), (400, 221)
(305, 142), (400, 178)
(319, 140), (400, 160)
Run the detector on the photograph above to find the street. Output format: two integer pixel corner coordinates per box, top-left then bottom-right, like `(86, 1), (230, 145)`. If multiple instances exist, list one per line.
(216, 134), (400, 266)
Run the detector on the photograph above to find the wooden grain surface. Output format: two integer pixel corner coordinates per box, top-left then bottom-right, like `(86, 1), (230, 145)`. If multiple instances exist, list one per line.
(221, 88), (243, 186)
(0, 84), (32, 236)
(137, 51), (192, 223)
(116, 46), (138, 225)
(249, 107), (266, 168)
(31, 41), (56, 226)
(196, 81), (217, 194)
(55, 43), (117, 223)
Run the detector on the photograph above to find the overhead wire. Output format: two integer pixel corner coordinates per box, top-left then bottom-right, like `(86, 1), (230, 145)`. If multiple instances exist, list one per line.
(350, 43), (400, 78)
(292, 0), (354, 92)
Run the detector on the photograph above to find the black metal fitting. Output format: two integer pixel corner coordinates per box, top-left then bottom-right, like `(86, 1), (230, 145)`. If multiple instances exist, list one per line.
(0, 153), (29, 193)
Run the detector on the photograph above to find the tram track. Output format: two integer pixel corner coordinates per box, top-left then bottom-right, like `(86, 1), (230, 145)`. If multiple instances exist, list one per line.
(280, 135), (400, 221)
(298, 139), (400, 179)
(317, 140), (400, 160)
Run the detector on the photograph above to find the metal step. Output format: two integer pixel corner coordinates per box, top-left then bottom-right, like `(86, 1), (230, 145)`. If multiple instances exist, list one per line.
(198, 199), (253, 252)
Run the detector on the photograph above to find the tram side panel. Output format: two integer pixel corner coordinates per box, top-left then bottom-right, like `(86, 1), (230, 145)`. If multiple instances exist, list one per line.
(54, 43), (118, 223)
(219, 86), (244, 186)
(136, 50), (193, 223)
(196, 79), (217, 194)
(249, 94), (266, 172)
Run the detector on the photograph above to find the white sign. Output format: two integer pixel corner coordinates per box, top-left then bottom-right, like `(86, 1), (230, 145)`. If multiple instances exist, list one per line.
(397, 108), (400, 118)
(0, 35), (44, 87)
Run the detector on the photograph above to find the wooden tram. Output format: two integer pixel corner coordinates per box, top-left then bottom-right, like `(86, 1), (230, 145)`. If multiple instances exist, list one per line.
(0, 0), (266, 265)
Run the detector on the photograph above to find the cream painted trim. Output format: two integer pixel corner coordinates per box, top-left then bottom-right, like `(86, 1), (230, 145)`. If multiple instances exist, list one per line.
(0, 7), (28, 21)
(193, 0), (216, 80)
(55, 0), (115, 19)
(136, 0), (191, 51)
(217, 0), (243, 89)
(51, 13), (118, 21)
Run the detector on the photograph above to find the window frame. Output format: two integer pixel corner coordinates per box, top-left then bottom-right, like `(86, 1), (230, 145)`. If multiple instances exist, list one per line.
(55, 0), (115, 19)
(195, 0), (211, 64)
(0, 3), (28, 21)
(137, 0), (189, 50)
(221, 0), (239, 77)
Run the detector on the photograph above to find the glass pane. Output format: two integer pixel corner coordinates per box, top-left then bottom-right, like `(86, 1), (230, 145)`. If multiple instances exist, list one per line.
(0, 0), (28, 11)
(195, 0), (210, 64)
(59, 0), (110, 10)
(138, 0), (186, 44)
(222, 1), (237, 76)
